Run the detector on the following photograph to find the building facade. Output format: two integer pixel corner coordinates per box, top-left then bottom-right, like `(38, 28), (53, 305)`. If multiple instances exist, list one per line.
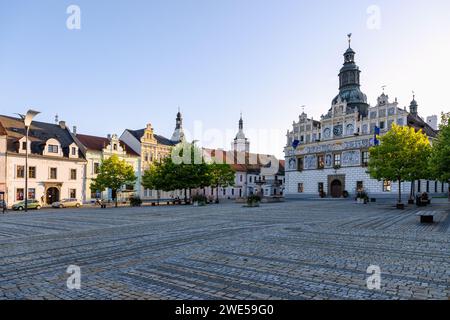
(0, 116), (86, 207)
(120, 112), (185, 200)
(284, 38), (448, 199)
(75, 133), (140, 203)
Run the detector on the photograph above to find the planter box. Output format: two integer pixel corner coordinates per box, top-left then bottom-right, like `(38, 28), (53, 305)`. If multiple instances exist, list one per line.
(420, 215), (434, 223)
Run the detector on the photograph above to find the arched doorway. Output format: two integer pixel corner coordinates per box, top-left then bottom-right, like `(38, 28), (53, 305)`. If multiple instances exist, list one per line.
(46, 187), (60, 205)
(330, 180), (343, 198)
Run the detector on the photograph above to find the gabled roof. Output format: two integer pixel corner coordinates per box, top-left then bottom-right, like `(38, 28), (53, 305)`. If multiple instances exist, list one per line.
(126, 129), (177, 146)
(76, 133), (140, 157)
(0, 115), (85, 159)
(407, 114), (438, 138)
(0, 121), (7, 136)
(203, 148), (284, 175)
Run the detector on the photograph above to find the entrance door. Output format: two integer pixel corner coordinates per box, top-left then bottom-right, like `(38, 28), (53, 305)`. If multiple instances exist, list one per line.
(46, 187), (60, 205)
(330, 180), (342, 198)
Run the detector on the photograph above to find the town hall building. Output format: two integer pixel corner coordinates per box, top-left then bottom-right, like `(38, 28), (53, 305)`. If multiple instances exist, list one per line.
(284, 36), (448, 199)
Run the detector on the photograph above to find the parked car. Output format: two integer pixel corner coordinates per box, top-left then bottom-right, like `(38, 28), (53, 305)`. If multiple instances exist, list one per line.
(12, 200), (42, 211)
(52, 198), (82, 208)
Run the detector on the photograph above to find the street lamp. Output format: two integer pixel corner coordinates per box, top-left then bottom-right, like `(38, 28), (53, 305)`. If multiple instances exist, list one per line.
(16, 110), (40, 212)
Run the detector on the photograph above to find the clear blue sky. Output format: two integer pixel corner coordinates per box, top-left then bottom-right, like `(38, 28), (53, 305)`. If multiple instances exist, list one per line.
(1, 0), (450, 158)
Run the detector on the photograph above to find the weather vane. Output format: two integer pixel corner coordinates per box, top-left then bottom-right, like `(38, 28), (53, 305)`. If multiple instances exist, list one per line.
(300, 105), (306, 114)
(347, 33), (352, 47)
(382, 85), (387, 93)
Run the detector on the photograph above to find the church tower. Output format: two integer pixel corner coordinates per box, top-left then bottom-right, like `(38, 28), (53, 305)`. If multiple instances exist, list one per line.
(171, 109), (185, 143)
(332, 34), (369, 117)
(231, 114), (250, 152)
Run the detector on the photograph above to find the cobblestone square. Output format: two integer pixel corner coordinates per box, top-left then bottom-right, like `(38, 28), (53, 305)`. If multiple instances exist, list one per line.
(0, 200), (449, 300)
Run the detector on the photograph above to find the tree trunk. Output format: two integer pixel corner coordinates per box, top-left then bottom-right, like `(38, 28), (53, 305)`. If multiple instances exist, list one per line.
(184, 188), (187, 203)
(398, 179), (402, 204)
(216, 185), (220, 203)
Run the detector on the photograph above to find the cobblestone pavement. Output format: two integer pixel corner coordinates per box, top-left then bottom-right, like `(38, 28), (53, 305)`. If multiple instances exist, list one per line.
(0, 200), (449, 300)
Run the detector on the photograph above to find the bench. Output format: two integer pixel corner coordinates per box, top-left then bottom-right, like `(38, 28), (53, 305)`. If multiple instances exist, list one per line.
(416, 211), (435, 223)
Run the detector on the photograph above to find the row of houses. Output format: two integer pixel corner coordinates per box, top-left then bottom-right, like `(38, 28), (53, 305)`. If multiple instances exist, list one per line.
(0, 112), (284, 207)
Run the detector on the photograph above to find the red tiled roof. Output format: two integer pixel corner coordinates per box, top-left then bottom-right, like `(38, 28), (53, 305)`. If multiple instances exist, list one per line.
(76, 133), (139, 157)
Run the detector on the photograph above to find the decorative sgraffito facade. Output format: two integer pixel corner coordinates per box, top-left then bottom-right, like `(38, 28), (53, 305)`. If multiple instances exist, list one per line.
(284, 37), (448, 199)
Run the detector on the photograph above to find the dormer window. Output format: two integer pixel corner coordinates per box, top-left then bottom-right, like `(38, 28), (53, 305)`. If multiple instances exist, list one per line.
(113, 144), (117, 151)
(71, 147), (77, 156)
(48, 145), (59, 154)
(22, 142), (27, 150)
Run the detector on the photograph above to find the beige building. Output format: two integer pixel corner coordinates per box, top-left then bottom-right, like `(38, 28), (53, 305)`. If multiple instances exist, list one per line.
(0, 115), (86, 207)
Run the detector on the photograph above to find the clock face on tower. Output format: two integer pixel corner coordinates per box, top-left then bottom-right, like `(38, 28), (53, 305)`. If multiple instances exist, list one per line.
(323, 128), (331, 138)
(333, 125), (343, 137)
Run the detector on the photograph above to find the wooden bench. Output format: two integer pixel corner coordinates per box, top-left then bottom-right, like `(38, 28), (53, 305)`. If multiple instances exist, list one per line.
(416, 211), (435, 223)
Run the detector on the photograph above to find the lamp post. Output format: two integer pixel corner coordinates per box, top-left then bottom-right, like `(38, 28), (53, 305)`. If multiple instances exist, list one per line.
(17, 110), (40, 212)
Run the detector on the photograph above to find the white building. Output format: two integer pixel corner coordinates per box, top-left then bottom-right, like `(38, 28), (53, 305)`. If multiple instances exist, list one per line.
(75, 132), (141, 203)
(0, 116), (86, 207)
(284, 37), (448, 200)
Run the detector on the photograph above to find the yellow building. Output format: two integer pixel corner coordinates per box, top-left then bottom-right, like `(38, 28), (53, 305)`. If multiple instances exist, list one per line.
(120, 111), (185, 199)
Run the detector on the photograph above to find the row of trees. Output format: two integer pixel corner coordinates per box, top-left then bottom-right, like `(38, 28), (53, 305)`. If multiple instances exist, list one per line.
(141, 143), (236, 203)
(368, 112), (450, 206)
(90, 143), (236, 206)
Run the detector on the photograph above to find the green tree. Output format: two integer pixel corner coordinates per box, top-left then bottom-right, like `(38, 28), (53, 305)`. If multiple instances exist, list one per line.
(208, 162), (236, 203)
(90, 154), (137, 207)
(368, 124), (431, 206)
(429, 112), (450, 194)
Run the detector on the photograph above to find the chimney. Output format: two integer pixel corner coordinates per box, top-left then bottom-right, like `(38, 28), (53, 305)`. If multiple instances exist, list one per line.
(72, 126), (77, 135)
(59, 121), (66, 129)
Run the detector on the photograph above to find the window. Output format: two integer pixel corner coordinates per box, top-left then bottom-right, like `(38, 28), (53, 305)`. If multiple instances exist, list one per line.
(50, 168), (57, 180)
(29, 166), (36, 179)
(417, 180), (421, 193)
(48, 145), (59, 153)
(28, 188), (36, 200)
(71, 147), (77, 156)
(397, 118), (404, 126)
(435, 181), (438, 193)
(297, 157), (304, 171)
(70, 169), (77, 180)
(249, 176), (252, 183)
(357, 181), (364, 192)
(317, 155), (325, 169)
(362, 151), (369, 167)
(69, 189), (76, 199)
(298, 183), (304, 193)
(16, 188), (24, 201)
(231, 189), (234, 196)
(318, 183), (324, 193)
(223, 189), (226, 196)
(426, 181), (430, 193)
(334, 154), (341, 166)
(94, 163), (100, 174)
(379, 121), (385, 130)
(113, 144), (117, 151)
(383, 180), (392, 192)
(240, 175), (243, 182)
(17, 166), (25, 178)
(22, 141), (27, 150)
